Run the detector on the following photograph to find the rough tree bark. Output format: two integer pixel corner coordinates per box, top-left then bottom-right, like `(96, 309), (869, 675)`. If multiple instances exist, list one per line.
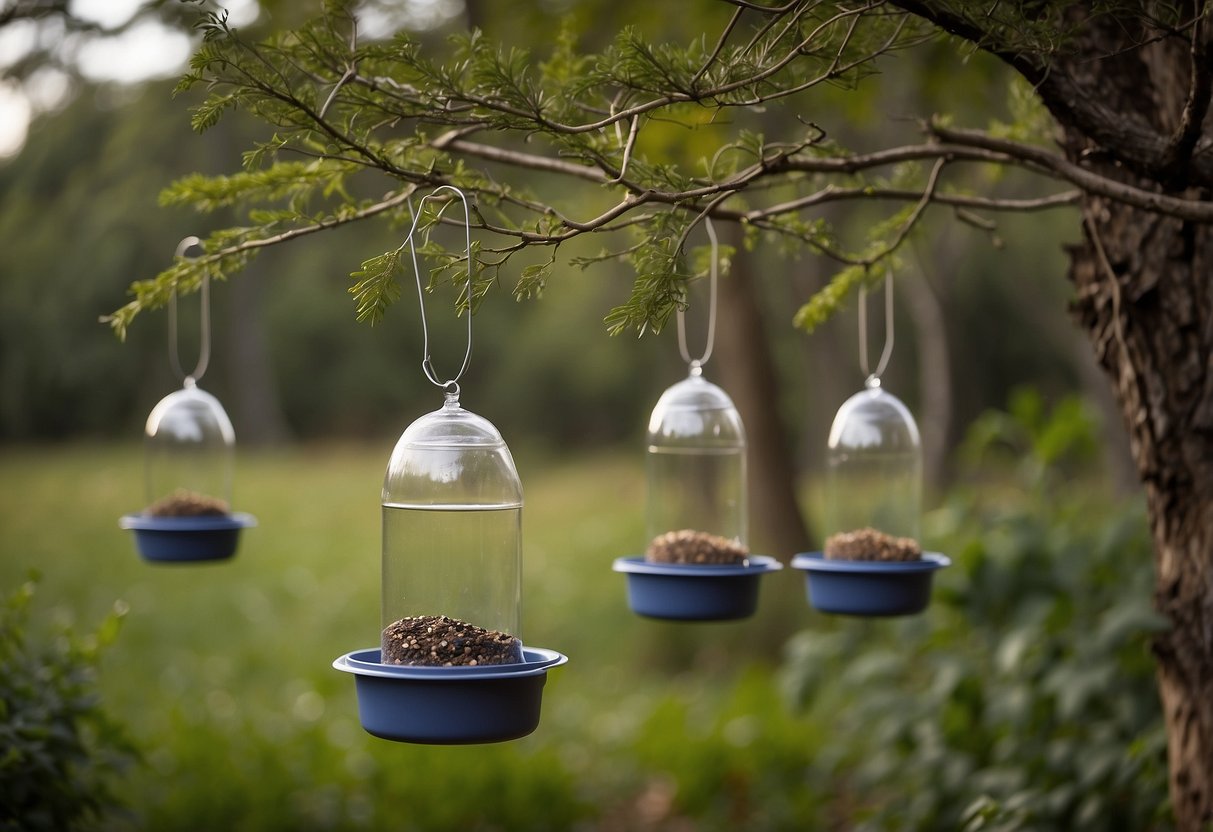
(1071, 179), (1213, 832)
(1050, 16), (1213, 829)
(895, 4), (1213, 827)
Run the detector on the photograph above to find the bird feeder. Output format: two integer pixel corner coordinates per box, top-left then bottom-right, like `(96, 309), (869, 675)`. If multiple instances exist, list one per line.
(792, 275), (948, 615)
(120, 237), (255, 563)
(333, 187), (566, 744)
(614, 219), (781, 620)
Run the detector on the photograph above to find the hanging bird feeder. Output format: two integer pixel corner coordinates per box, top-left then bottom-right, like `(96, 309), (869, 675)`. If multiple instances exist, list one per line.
(792, 274), (949, 615)
(333, 187), (566, 744)
(120, 237), (255, 563)
(614, 219), (781, 620)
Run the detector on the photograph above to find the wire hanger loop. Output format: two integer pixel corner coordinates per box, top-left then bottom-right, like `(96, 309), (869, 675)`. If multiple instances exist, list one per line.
(858, 270), (895, 389)
(402, 185), (475, 397)
(168, 236), (209, 387)
(676, 216), (719, 377)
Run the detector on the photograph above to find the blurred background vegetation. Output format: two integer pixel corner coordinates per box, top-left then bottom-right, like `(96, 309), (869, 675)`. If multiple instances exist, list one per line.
(0, 0), (1166, 829)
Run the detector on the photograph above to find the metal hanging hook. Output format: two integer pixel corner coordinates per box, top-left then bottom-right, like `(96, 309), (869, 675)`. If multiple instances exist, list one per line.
(402, 185), (475, 398)
(167, 235), (209, 387)
(676, 216), (719, 377)
(858, 270), (895, 388)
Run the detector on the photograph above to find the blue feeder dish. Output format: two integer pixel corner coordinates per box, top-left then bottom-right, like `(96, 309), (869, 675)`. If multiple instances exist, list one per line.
(126, 380), (253, 563)
(613, 555), (783, 621)
(120, 512), (256, 563)
(791, 552), (950, 616)
(333, 647), (568, 744)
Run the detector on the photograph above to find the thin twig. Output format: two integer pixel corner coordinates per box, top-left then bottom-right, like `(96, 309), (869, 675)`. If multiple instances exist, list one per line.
(607, 116), (642, 184)
(1082, 207), (1141, 398)
(722, 0), (802, 13)
(691, 5), (745, 86)
(186, 189), (415, 267)
(436, 136), (609, 182)
(863, 156), (946, 265)
(318, 66), (356, 120)
(1163, 7), (1212, 179)
(676, 191), (735, 255)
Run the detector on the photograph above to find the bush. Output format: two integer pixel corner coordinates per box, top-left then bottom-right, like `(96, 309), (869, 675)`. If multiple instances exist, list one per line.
(0, 577), (137, 832)
(781, 391), (1171, 830)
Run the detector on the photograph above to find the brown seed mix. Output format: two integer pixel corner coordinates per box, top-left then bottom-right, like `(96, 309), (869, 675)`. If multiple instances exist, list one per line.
(145, 489), (229, 517)
(823, 527), (922, 562)
(645, 529), (749, 566)
(380, 615), (523, 667)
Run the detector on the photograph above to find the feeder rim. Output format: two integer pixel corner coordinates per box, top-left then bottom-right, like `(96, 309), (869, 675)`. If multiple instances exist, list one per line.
(119, 512), (256, 531)
(791, 552), (950, 573)
(334, 647), (567, 680)
(613, 554), (782, 576)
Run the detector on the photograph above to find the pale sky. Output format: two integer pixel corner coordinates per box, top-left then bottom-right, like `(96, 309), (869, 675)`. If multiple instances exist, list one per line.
(0, 0), (259, 157)
(0, 0), (463, 159)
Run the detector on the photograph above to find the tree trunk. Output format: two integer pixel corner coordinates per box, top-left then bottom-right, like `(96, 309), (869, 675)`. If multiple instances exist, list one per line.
(893, 4), (1213, 826)
(1069, 188), (1213, 832)
(714, 233), (812, 557)
(1047, 14), (1213, 830)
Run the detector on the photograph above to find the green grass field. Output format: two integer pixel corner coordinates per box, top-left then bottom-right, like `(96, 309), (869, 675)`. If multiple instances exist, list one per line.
(0, 443), (826, 831)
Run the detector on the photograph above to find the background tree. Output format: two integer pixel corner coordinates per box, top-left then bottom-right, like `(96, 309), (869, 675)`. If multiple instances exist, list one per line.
(92, 2), (1211, 827)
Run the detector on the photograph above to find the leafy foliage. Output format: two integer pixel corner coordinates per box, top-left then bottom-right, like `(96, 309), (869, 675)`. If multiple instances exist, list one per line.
(105, 1), (1052, 339)
(0, 578), (136, 832)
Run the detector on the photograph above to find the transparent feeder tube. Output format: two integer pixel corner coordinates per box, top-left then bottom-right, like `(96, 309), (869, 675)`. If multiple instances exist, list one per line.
(645, 368), (747, 547)
(144, 380), (235, 511)
(381, 391), (523, 640)
(825, 382), (922, 542)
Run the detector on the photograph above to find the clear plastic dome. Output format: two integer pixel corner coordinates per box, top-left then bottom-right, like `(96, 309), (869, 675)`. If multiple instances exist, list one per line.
(381, 390), (523, 646)
(143, 379), (235, 515)
(646, 367), (747, 549)
(825, 380), (922, 542)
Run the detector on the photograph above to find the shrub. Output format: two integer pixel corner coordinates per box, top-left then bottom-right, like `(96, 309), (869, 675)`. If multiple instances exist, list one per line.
(0, 577), (137, 832)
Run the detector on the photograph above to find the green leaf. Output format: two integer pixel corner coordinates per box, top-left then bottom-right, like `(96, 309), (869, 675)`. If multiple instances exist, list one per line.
(190, 92), (236, 133)
(348, 249), (403, 325)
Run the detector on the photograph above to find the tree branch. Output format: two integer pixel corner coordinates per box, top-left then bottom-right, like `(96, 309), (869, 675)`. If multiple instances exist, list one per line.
(885, 0), (1046, 83)
(891, 2), (1213, 189)
(741, 184), (1080, 220)
(433, 135), (610, 183)
(440, 133), (1015, 188)
(931, 123), (1213, 222)
(101, 188), (419, 336)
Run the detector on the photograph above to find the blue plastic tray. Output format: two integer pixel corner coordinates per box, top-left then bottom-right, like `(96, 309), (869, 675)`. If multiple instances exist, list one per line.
(333, 647), (568, 744)
(119, 513), (256, 563)
(791, 552), (950, 616)
(612, 555), (783, 621)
